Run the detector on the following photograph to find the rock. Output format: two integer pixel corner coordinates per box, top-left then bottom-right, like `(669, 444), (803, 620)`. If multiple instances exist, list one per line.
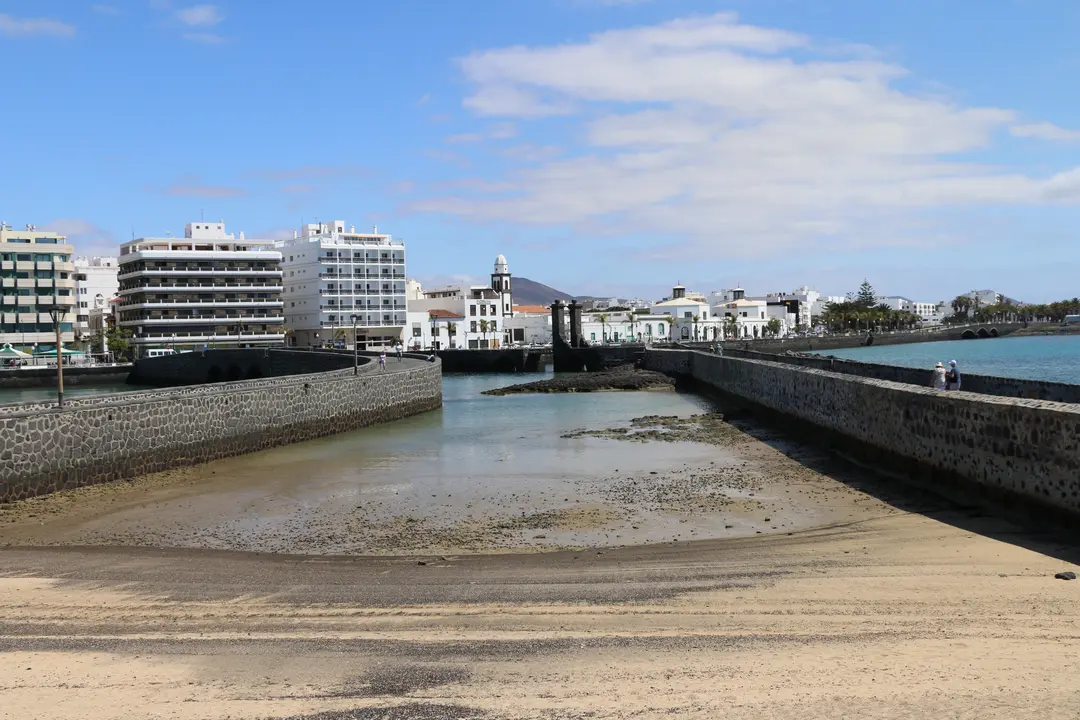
(416, 561), (427, 566)
(482, 366), (675, 395)
(1055, 571), (1076, 580)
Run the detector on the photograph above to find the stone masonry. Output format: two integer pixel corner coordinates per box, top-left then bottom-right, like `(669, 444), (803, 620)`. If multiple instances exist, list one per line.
(0, 351), (442, 503)
(646, 349), (1080, 524)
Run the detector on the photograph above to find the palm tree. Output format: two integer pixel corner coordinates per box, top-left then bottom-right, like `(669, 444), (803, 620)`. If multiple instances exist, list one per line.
(626, 312), (637, 343)
(447, 322), (458, 349)
(723, 315), (738, 339)
(597, 314), (608, 344)
(479, 319), (489, 347)
(664, 315), (675, 342)
(765, 318), (782, 337)
(692, 315), (701, 342)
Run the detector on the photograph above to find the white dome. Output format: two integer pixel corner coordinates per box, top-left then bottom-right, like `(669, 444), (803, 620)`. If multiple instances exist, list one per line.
(494, 254), (509, 273)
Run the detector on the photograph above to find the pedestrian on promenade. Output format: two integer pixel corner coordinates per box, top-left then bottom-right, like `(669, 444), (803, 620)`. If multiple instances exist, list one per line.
(395, 342), (403, 361)
(945, 360), (961, 391)
(378, 352), (386, 371)
(931, 361), (947, 390)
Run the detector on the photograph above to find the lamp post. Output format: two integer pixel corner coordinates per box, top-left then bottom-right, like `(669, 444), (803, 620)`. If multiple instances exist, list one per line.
(45, 305), (65, 408)
(350, 314), (359, 375)
(430, 320), (438, 351)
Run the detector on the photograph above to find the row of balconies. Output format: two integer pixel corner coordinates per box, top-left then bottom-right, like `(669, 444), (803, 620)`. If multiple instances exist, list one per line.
(317, 272), (406, 280)
(316, 257), (405, 264)
(319, 303), (407, 310)
(118, 268), (282, 278)
(1, 277), (77, 289)
(119, 283), (283, 294)
(0, 260), (72, 271)
(117, 299), (283, 310)
(120, 315), (286, 325)
(1, 312), (75, 323)
(131, 331), (285, 344)
(317, 289), (404, 296)
(0, 294), (75, 305)
(318, 317), (405, 328)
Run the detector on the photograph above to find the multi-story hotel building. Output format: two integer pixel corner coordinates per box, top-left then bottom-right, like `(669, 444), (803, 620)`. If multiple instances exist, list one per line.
(116, 221), (284, 351)
(278, 221), (406, 349)
(0, 223), (76, 349)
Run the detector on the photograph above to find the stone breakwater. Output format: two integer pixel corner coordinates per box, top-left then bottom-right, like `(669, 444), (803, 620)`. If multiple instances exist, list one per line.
(0, 351), (442, 503)
(645, 349), (1080, 527)
(724, 347), (1080, 404)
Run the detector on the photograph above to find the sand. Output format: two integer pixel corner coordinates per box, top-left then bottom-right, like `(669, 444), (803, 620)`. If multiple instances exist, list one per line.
(1, 511), (1078, 719)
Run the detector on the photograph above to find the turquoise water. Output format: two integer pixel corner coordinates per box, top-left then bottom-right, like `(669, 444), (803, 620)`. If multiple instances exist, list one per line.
(814, 335), (1080, 384)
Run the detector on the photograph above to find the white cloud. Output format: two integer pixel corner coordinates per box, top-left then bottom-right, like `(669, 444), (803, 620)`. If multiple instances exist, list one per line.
(175, 4), (222, 27)
(411, 11), (1080, 256)
(0, 13), (76, 37)
(42, 219), (116, 254)
(1010, 122), (1080, 142)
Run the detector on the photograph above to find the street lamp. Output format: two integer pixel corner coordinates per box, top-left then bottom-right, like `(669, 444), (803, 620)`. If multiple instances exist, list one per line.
(430, 320), (438, 351)
(45, 305), (65, 408)
(350, 314), (359, 375)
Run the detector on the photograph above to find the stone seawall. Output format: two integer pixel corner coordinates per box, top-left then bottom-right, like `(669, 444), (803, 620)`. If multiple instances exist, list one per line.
(725, 348), (1080, 404)
(0, 351), (443, 503)
(645, 349), (1080, 526)
(719, 323), (1023, 354)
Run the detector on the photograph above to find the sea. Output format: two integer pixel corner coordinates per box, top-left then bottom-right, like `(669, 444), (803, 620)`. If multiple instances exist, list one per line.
(811, 335), (1080, 385)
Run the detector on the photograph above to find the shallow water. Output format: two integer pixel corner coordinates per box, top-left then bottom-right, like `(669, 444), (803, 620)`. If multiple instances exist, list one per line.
(11, 371), (884, 554)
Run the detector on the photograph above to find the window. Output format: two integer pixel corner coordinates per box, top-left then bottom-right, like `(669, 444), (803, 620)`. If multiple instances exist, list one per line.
(470, 321), (477, 332)
(470, 304), (477, 316)
(480, 305), (487, 316)
(658, 324), (665, 335)
(79, 301), (88, 308)
(590, 332), (596, 341)
(412, 324), (422, 337)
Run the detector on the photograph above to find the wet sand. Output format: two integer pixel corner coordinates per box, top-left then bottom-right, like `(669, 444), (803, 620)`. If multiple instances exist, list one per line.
(0, 410), (914, 554)
(1, 511), (1078, 719)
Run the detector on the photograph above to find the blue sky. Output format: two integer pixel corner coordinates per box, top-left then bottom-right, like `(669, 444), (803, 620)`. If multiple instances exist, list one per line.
(2, 0), (1079, 303)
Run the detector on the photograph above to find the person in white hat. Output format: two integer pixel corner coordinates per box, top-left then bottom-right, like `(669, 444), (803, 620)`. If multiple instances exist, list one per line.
(931, 361), (947, 390)
(945, 360), (961, 391)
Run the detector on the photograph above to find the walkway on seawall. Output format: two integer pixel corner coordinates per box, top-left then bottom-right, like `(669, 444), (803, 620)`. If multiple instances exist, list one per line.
(645, 348), (1080, 533)
(0, 350), (443, 503)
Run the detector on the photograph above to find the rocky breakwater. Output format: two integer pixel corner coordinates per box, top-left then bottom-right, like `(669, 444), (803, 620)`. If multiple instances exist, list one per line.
(483, 366), (674, 396)
(0, 353), (443, 503)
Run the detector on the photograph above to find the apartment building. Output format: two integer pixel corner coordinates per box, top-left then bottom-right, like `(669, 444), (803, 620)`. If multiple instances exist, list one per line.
(278, 221), (406, 349)
(116, 221), (284, 350)
(74, 256), (119, 341)
(0, 223), (76, 349)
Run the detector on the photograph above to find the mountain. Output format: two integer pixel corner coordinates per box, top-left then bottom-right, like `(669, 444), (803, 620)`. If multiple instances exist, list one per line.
(513, 277), (598, 306)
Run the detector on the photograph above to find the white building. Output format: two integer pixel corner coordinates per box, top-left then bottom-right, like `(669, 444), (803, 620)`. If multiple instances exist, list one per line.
(405, 255), (512, 349)
(0, 223), (77, 349)
(278, 221), (406, 349)
(117, 221), (284, 351)
(505, 304), (552, 345)
(74, 256), (119, 343)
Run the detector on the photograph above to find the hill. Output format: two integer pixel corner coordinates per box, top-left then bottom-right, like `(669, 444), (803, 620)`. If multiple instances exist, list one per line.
(513, 276), (596, 306)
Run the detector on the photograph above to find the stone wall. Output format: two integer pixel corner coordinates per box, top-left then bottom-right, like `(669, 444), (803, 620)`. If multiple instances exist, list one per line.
(645, 349), (1080, 526)
(0, 351), (442, 503)
(724, 348), (1080, 404)
(718, 323), (1023, 354)
(128, 348), (360, 386)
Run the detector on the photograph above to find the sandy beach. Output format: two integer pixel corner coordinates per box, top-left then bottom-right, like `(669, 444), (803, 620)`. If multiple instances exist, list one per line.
(1, 392), (1078, 718)
(2, 509), (1078, 719)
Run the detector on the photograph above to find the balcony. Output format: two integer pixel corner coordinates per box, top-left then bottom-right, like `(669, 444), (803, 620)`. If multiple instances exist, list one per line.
(131, 331), (285, 344)
(118, 268), (283, 279)
(116, 299), (284, 310)
(118, 283), (283, 295)
(120, 315), (286, 325)
(15, 261), (35, 272)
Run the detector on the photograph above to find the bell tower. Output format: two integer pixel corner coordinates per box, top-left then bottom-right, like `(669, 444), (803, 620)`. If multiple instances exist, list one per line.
(492, 254), (513, 317)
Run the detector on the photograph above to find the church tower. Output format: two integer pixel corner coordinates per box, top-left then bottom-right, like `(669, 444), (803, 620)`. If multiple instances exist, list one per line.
(492, 254), (513, 317)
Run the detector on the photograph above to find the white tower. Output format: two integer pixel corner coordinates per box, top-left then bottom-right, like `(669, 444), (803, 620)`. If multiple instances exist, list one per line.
(492, 254), (513, 317)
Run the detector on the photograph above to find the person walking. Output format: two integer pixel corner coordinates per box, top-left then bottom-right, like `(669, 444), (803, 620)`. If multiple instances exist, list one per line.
(945, 360), (961, 391)
(931, 361), (947, 390)
(378, 351), (386, 371)
(395, 342), (403, 362)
